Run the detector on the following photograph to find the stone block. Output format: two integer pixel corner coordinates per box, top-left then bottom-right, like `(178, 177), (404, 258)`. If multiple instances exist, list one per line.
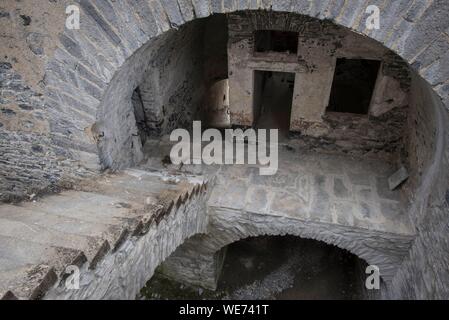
(270, 190), (307, 218)
(388, 166), (409, 190)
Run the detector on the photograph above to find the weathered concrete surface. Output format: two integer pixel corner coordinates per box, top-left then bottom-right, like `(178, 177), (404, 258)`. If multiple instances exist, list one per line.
(0, 169), (210, 300)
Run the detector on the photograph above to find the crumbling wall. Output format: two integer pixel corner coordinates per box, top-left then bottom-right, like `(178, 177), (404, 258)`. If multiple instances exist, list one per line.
(0, 0), (100, 202)
(137, 20), (205, 138)
(227, 11), (410, 158)
(0, 13), (96, 202)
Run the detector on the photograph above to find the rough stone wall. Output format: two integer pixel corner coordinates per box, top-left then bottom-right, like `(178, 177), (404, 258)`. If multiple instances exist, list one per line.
(97, 20), (206, 170)
(0, 61), (96, 202)
(138, 20), (205, 138)
(227, 11), (410, 129)
(0, 0), (98, 202)
(404, 73), (440, 226)
(291, 107), (408, 160)
(0, 0), (66, 91)
(226, 11), (410, 161)
(390, 73), (449, 299)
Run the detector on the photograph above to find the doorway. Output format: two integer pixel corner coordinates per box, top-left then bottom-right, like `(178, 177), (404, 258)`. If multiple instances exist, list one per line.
(253, 70), (295, 139)
(327, 58), (381, 115)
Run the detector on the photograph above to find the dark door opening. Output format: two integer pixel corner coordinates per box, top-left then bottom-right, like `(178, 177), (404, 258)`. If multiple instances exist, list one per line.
(253, 70), (295, 139)
(327, 58), (381, 114)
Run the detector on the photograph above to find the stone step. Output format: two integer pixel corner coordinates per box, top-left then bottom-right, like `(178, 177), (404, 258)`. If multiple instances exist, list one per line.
(0, 203), (129, 258)
(0, 235), (85, 298)
(0, 217), (107, 268)
(0, 169), (209, 300)
(89, 170), (197, 204)
(89, 170), (207, 212)
(0, 264), (57, 300)
(0, 235), (84, 275)
(26, 191), (137, 225)
(19, 192), (139, 247)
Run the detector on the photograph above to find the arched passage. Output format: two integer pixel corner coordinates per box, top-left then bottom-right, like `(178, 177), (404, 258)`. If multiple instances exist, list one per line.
(144, 235), (373, 300)
(157, 203), (411, 291)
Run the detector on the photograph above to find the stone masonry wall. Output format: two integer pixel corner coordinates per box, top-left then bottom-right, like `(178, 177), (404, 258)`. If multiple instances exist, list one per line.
(137, 20), (206, 138)
(0, 61), (96, 202)
(403, 73), (440, 227)
(227, 11), (410, 125)
(226, 11), (410, 159)
(2, 1), (447, 204)
(0, 0), (98, 202)
(390, 73), (449, 299)
(97, 20), (206, 170)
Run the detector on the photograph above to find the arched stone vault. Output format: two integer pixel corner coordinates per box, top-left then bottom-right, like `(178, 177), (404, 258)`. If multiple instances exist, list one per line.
(24, 0), (449, 299)
(159, 206), (414, 290)
(44, 0), (449, 170)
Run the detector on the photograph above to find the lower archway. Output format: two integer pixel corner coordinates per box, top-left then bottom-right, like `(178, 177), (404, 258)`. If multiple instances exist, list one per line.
(141, 235), (378, 300)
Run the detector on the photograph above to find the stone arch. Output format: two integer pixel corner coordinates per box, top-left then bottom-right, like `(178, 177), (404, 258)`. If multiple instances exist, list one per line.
(43, 0), (449, 170)
(160, 208), (413, 290)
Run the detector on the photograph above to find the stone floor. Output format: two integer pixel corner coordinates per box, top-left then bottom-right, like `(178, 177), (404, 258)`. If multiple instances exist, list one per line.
(208, 147), (412, 236)
(142, 138), (413, 236)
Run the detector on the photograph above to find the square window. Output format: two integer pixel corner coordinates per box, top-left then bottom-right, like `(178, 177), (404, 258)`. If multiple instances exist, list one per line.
(254, 30), (299, 54)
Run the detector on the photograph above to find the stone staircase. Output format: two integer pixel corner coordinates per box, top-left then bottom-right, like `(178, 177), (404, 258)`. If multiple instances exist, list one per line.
(0, 169), (209, 299)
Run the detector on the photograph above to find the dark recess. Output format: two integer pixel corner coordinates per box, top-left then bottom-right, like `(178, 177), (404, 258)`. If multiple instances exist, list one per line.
(255, 30), (299, 54)
(327, 58), (381, 115)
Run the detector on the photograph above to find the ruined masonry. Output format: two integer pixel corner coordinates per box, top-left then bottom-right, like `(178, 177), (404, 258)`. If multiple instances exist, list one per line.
(0, 0), (449, 299)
